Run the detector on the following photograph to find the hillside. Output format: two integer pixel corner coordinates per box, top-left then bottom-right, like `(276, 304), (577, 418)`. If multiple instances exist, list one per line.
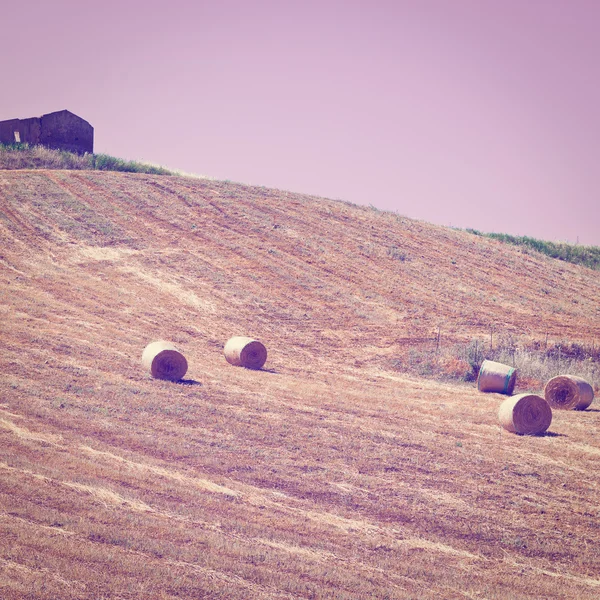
(1, 168), (600, 599)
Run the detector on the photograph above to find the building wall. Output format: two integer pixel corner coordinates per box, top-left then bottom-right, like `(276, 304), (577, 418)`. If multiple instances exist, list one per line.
(0, 118), (41, 145)
(0, 119), (20, 143)
(0, 110), (93, 154)
(40, 110), (93, 154)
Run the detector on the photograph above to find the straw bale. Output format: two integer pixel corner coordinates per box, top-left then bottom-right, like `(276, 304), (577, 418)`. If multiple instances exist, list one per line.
(477, 359), (517, 394)
(224, 336), (267, 370)
(544, 375), (594, 411)
(498, 393), (552, 435)
(142, 341), (188, 381)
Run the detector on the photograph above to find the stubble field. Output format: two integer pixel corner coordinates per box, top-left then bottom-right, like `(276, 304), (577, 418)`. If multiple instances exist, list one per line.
(1, 169), (600, 599)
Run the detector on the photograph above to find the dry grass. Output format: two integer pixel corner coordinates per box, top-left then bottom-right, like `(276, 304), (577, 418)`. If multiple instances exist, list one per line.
(0, 169), (600, 598)
(397, 337), (600, 394)
(0, 143), (174, 174)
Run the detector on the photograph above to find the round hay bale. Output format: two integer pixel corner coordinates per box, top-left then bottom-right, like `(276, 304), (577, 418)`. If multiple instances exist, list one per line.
(544, 375), (594, 410)
(224, 336), (267, 370)
(498, 393), (552, 435)
(477, 359), (517, 394)
(142, 341), (188, 381)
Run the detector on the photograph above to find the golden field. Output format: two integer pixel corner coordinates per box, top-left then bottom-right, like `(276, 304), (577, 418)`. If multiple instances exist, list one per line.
(1, 169), (599, 599)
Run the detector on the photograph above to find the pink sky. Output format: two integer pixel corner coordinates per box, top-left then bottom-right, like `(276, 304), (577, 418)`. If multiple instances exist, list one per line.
(3, 1), (599, 245)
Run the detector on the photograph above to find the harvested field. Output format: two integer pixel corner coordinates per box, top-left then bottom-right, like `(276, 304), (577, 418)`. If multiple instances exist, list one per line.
(1, 169), (600, 599)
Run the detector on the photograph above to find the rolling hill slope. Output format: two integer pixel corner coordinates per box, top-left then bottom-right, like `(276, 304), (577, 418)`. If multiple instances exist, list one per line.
(1, 169), (600, 599)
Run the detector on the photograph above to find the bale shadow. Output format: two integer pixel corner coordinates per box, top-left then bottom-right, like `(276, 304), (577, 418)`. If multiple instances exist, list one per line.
(260, 368), (279, 374)
(581, 408), (600, 412)
(177, 379), (202, 386)
(539, 431), (567, 438)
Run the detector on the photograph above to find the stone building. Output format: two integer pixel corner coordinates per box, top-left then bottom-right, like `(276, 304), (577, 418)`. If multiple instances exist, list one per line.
(0, 110), (93, 154)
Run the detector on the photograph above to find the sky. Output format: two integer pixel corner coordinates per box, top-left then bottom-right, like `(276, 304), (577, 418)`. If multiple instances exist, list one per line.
(2, 0), (599, 245)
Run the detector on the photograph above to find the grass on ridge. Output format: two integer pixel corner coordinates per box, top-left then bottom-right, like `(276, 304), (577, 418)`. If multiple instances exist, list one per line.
(0, 143), (174, 175)
(466, 228), (600, 271)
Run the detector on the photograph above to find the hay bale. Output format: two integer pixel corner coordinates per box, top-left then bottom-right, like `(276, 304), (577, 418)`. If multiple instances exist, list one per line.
(142, 341), (188, 381)
(477, 359), (517, 394)
(498, 393), (552, 435)
(224, 336), (267, 370)
(544, 375), (594, 410)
